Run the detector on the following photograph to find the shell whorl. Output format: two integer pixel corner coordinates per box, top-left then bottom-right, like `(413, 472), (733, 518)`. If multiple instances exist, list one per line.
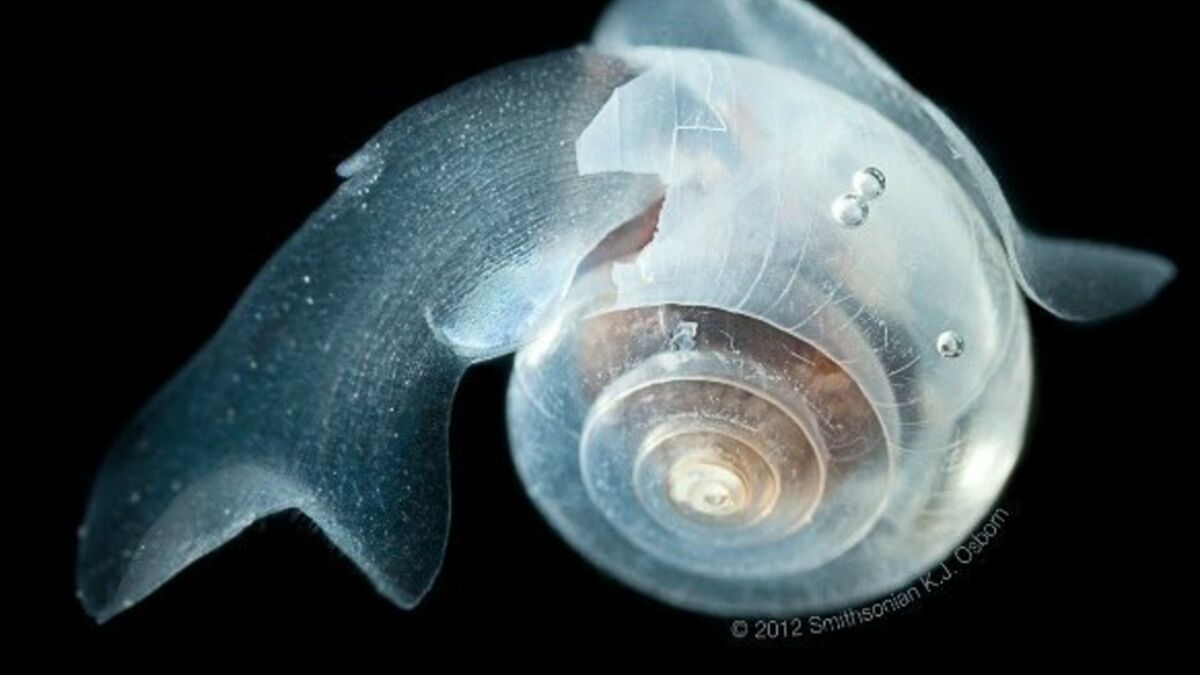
(577, 304), (890, 577)
(508, 264), (1030, 615)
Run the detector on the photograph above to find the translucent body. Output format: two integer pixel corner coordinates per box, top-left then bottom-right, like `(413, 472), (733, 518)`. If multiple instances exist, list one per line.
(75, 52), (661, 621)
(76, 1), (1172, 622)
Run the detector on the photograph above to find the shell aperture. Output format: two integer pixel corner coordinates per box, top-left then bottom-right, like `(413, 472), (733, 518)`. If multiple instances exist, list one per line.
(77, 0), (1174, 621)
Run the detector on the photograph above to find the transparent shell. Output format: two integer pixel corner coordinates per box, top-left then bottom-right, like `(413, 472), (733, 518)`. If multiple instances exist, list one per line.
(508, 48), (1033, 615)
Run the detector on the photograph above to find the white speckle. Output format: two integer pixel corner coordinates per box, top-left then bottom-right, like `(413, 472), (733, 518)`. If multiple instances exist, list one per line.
(302, 275), (312, 284)
(76, 525), (89, 539)
(128, 491), (142, 505)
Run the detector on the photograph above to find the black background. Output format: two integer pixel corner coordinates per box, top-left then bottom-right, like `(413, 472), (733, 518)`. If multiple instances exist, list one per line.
(30, 0), (1193, 652)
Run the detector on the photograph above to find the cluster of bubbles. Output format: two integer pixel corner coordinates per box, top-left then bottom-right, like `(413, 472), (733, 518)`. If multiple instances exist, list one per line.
(830, 167), (887, 228)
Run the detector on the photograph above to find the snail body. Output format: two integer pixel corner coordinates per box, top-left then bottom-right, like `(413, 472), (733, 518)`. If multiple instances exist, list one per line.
(77, 1), (1173, 621)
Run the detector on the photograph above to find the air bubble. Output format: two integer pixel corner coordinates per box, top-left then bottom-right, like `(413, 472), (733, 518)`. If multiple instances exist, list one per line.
(936, 330), (965, 358)
(852, 167), (886, 200)
(831, 193), (868, 227)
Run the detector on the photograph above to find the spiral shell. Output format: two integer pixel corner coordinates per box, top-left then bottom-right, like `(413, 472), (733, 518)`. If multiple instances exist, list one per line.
(508, 147), (1033, 614)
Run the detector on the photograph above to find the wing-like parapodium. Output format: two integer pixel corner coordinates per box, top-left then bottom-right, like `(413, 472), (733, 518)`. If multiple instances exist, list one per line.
(594, 0), (1174, 320)
(76, 49), (661, 621)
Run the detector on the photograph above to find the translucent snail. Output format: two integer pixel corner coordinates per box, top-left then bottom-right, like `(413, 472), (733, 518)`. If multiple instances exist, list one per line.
(76, 0), (1175, 621)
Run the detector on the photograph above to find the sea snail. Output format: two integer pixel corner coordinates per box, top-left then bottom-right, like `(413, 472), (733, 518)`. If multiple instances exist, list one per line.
(76, 0), (1176, 621)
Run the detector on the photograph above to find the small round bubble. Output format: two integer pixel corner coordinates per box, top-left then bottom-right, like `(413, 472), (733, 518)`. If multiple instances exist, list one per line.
(852, 167), (887, 200)
(936, 330), (966, 358)
(831, 193), (869, 227)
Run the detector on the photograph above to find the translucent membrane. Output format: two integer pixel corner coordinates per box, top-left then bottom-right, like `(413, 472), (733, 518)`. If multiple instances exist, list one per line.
(75, 50), (661, 621)
(594, 0), (1175, 321)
